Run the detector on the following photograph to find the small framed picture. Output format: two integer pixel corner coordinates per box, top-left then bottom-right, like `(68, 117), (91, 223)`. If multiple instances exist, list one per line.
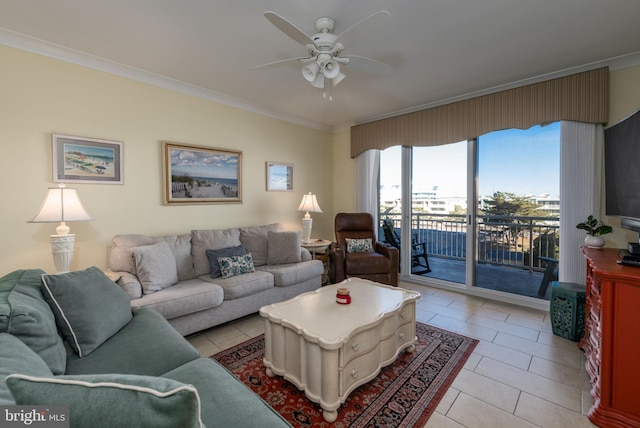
(266, 162), (294, 192)
(52, 134), (124, 184)
(163, 141), (242, 204)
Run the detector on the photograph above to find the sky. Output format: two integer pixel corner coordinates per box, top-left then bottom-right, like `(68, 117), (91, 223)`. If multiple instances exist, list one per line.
(380, 123), (560, 198)
(170, 147), (238, 179)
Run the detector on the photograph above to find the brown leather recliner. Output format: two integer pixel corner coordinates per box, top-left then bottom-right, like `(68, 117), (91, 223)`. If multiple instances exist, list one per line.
(330, 212), (398, 286)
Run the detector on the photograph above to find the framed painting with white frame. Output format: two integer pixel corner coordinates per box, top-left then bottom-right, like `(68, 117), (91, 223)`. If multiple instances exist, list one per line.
(163, 141), (242, 205)
(266, 162), (294, 192)
(52, 134), (124, 184)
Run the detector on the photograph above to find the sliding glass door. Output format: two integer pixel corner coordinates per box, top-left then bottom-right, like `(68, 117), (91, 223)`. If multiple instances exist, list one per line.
(379, 124), (560, 300)
(409, 142), (468, 284)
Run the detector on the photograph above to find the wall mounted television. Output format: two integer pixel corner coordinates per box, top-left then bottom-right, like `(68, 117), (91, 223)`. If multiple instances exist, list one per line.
(604, 108), (640, 246)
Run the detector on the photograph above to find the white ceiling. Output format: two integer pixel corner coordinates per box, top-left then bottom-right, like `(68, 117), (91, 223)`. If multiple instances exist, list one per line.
(2, 0), (640, 132)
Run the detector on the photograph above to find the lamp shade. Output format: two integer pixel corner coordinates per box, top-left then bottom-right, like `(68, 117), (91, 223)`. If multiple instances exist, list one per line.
(29, 184), (93, 234)
(297, 193), (323, 214)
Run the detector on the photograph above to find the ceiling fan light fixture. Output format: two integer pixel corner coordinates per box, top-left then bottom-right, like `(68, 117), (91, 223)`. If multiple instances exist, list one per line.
(301, 62), (320, 82)
(311, 73), (324, 88)
(323, 60), (340, 79)
(332, 72), (346, 86)
(259, 11), (392, 100)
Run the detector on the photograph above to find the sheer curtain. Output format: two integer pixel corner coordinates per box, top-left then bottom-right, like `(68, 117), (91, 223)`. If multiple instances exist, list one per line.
(355, 149), (380, 231)
(559, 121), (603, 284)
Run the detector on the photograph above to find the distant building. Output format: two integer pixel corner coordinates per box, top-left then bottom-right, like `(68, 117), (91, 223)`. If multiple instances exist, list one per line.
(527, 193), (560, 216)
(382, 186), (559, 218)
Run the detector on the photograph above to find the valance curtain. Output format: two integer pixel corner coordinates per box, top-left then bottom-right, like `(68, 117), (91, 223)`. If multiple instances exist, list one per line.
(351, 67), (608, 157)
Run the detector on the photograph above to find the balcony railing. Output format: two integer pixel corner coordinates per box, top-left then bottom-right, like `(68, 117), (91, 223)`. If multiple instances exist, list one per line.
(380, 213), (559, 272)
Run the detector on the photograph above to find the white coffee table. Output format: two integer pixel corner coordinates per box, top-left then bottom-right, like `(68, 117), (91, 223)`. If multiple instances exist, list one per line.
(259, 278), (420, 422)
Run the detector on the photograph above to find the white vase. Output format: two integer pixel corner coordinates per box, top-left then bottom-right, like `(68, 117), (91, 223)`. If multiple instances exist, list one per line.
(585, 235), (605, 248)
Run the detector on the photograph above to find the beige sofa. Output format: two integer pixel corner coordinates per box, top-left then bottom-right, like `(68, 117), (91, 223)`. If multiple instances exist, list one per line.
(107, 223), (323, 336)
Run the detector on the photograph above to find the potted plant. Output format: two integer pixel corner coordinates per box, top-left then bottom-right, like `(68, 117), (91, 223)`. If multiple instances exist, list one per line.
(576, 215), (613, 248)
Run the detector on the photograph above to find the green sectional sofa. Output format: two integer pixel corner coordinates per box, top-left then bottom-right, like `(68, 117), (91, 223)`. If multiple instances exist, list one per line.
(0, 268), (290, 428)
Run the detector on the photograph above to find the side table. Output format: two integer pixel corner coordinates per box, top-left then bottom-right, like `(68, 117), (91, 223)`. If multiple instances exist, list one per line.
(550, 281), (585, 342)
(301, 239), (332, 284)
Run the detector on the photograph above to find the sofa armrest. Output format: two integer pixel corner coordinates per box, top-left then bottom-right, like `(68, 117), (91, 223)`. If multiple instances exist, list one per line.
(375, 243), (399, 285)
(116, 272), (143, 299)
(329, 244), (345, 284)
(301, 247), (312, 262)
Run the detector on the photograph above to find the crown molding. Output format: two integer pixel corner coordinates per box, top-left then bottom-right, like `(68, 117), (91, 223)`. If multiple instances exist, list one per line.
(4, 27), (639, 135)
(0, 28), (334, 133)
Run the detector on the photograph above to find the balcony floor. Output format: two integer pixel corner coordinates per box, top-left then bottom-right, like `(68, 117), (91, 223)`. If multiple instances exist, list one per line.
(414, 256), (551, 300)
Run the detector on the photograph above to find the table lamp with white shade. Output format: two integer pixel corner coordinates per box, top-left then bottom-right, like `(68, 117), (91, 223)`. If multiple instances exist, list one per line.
(297, 192), (322, 245)
(28, 183), (94, 273)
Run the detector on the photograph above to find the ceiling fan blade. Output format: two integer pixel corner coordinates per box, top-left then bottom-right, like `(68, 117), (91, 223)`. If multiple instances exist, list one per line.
(264, 11), (315, 47)
(335, 10), (391, 49)
(343, 55), (393, 75)
(254, 56), (310, 70)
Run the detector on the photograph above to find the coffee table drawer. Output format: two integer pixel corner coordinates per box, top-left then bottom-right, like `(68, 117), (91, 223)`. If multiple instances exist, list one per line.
(380, 322), (416, 362)
(341, 347), (380, 395)
(342, 324), (382, 365)
(381, 304), (415, 337)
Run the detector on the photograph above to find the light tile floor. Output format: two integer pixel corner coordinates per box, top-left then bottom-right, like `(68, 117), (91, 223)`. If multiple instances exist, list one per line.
(187, 280), (597, 428)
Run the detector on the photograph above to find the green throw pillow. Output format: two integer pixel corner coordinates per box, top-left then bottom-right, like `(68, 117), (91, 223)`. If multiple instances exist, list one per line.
(345, 238), (374, 253)
(218, 253), (255, 279)
(41, 266), (133, 357)
(0, 334), (54, 405)
(7, 373), (203, 428)
(0, 269), (66, 375)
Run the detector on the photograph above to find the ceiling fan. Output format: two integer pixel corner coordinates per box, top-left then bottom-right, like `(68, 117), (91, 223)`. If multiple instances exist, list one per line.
(255, 10), (392, 100)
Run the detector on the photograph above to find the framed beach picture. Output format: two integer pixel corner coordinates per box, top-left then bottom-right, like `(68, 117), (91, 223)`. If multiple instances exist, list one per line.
(163, 141), (242, 204)
(52, 134), (124, 184)
(266, 162), (294, 191)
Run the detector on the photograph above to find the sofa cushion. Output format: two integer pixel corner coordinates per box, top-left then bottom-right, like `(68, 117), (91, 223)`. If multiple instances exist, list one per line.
(108, 234), (196, 281)
(257, 260), (324, 287)
(219, 254), (256, 279)
(162, 358), (290, 428)
(267, 231), (302, 265)
(65, 307), (200, 376)
(239, 223), (282, 266)
(7, 373), (203, 428)
(206, 245), (246, 278)
(157, 234), (196, 281)
(0, 269), (67, 375)
(191, 229), (241, 277)
(131, 241), (179, 294)
(130, 279), (224, 320)
(41, 266), (133, 358)
(199, 271), (273, 300)
(0, 334), (54, 405)
(108, 234), (156, 273)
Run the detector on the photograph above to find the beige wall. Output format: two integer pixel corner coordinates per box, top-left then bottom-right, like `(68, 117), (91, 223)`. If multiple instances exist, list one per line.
(602, 64), (640, 249)
(0, 45), (335, 273)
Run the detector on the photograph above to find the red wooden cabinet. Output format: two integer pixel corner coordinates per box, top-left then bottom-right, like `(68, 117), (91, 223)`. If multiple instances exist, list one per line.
(580, 247), (640, 428)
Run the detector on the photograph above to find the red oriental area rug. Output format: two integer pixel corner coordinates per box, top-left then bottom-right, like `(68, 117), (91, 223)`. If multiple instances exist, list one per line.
(212, 322), (478, 427)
